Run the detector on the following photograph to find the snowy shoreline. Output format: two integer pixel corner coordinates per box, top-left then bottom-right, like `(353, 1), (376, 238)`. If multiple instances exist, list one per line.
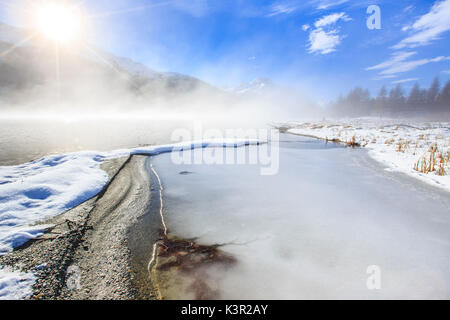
(0, 139), (259, 256)
(287, 118), (450, 192)
(0, 139), (258, 300)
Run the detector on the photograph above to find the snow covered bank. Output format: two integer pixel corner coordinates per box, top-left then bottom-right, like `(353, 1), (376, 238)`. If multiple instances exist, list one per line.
(0, 151), (109, 255)
(0, 267), (36, 300)
(288, 118), (450, 191)
(0, 139), (258, 299)
(0, 139), (258, 256)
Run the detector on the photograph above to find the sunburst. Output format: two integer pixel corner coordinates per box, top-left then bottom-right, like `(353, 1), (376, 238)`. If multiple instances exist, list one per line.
(35, 2), (83, 43)
(0, 0), (171, 95)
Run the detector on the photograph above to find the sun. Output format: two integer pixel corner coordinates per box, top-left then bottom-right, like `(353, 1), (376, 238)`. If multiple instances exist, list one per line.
(35, 2), (83, 44)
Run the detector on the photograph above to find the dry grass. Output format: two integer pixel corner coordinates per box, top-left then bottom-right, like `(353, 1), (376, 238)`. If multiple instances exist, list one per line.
(346, 135), (360, 147)
(289, 120), (449, 178)
(414, 143), (448, 176)
(396, 140), (410, 153)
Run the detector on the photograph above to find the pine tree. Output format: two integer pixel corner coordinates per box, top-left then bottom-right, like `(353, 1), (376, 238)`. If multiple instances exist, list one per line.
(437, 80), (450, 110)
(388, 84), (405, 111)
(427, 76), (440, 105)
(408, 82), (421, 107)
(375, 85), (387, 116)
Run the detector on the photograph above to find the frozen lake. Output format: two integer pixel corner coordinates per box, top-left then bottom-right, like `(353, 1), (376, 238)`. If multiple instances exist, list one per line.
(151, 134), (450, 299)
(0, 119), (187, 166)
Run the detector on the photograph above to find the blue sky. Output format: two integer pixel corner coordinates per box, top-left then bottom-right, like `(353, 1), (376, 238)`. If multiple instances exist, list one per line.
(1, 0), (450, 102)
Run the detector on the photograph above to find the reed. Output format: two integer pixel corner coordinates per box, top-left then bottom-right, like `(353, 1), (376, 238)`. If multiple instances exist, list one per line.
(413, 143), (448, 176)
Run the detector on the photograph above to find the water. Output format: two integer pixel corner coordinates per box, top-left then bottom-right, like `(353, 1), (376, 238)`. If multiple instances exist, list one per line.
(151, 135), (450, 299)
(0, 119), (268, 166)
(0, 119), (186, 166)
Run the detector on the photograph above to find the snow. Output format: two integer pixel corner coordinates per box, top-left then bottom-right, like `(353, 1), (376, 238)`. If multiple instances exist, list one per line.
(152, 142), (450, 299)
(95, 50), (159, 79)
(288, 118), (450, 192)
(0, 151), (110, 255)
(88, 47), (201, 85)
(226, 78), (274, 95)
(0, 139), (258, 255)
(0, 138), (258, 299)
(0, 267), (36, 300)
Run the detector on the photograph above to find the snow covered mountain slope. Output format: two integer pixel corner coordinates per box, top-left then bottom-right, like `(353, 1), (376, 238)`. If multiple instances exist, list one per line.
(227, 78), (275, 95)
(102, 51), (215, 94)
(0, 23), (32, 46)
(0, 23), (217, 107)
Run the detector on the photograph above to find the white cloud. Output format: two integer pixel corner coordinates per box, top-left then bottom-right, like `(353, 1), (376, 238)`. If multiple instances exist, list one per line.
(443, 69), (450, 74)
(403, 5), (415, 13)
(394, 0), (450, 49)
(367, 51), (450, 76)
(313, 0), (350, 10)
(314, 12), (351, 27)
(302, 24), (311, 31)
(392, 78), (419, 84)
(267, 3), (297, 17)
(308, 28), (342, 54)
(306, 12), (351, 55)
(366, 51), (417, 71)
(402, 25), (411, 32)
(372, 74), (397, 81)
(381, 56), (449, 75)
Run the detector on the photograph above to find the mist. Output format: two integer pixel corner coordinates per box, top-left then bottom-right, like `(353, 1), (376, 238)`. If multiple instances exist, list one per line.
(0, 33), (321, 129)
(327, 80), (450, 121)
(0, 32), (323, 168)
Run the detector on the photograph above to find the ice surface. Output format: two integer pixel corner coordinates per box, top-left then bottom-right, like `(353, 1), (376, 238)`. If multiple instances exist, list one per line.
(0, 138), (258, 299)
(152, 137), (450, 299)
(288, 118), (450, 191)
(0, 139), (258, 255)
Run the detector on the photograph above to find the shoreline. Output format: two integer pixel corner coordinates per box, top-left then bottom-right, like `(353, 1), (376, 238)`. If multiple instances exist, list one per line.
(0, 153), (239, 300)
(131, 158), (239, 300)
(285, 119), (450, 193)
(0, 155), (151, 299)
(0, 139), (259, 299)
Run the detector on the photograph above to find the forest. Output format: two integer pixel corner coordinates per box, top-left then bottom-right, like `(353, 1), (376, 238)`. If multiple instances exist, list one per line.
(330, 77), (450, 119)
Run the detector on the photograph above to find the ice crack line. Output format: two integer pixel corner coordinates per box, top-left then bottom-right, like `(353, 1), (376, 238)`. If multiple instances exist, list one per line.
(150, 162), (167, 236)
(147, 162), (167, 299)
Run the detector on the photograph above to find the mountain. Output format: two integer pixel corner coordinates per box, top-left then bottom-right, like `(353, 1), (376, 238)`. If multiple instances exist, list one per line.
(0, 23), (218, 109)
(227, 78), (275, 95)
(0, 23), (31, 46)
(98, 49), (216, 95)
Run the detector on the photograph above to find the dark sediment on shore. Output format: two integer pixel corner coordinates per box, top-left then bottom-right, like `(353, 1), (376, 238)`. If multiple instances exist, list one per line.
(129, 159), (238, 300)
(150, 234), (237, 299)
(0, 155), (236, 300)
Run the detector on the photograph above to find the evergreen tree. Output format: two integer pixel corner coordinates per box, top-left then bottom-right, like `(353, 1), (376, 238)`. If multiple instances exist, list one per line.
(388, 84), (405, 111)
(346, 87), (371, 116)
(437, 80), (450, 109)
(427, 76), (440, 105)
(419, 89), (428, 105)
(329, 75), (450, 118)
(375, 85), (387, 115)
(407, 83), (421, 106)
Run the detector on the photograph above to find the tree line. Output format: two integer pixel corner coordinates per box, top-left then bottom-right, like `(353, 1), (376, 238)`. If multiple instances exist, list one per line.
(330, 77), (450, 118)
